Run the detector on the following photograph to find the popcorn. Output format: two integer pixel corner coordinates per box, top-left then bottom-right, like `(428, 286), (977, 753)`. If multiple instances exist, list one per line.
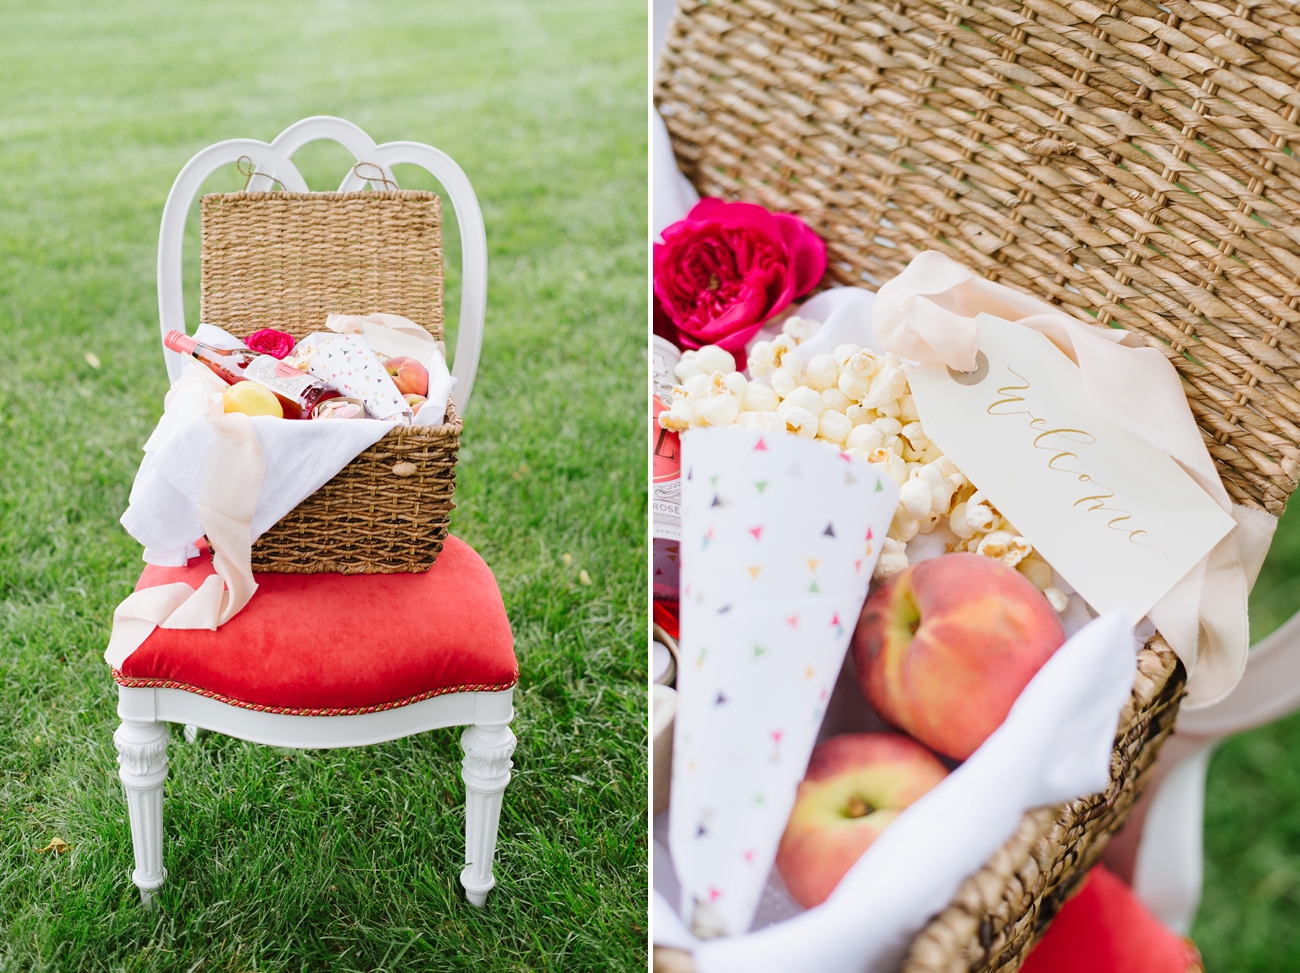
(949, 501), (975, 540)
(868, 447), (908, 487)
(864, 361), (907, 410)
(694, 345), (736, 375)
(723, 372), (748, 404)
(700, 391), (740, 427)
(873, 416), (902, 438)
(743, 382), (780, 413)
(847, 423), (884, 454)
(748, 335), (800, 378)
(833, 343), (862, 368)
(1043, 587), (1069, 612)
(1017, 556), (1053, 590)
(659, 400), (693, 432)
(771, 367), (800, 398)
(901, 421), (929, 450)
(804, 354), (840, 391)
(899, 477), (933, 520)
(965, 492), (998, 533)
(782, 316), (822, 343)
(817, 410), (852, 445)
(748, 341), (778, 378)
(781, 405), (820, 439)
(916, 511), (942, 534)
(975, 530), (1032, 567)
(889, 511), (920, 543)
(821, 388), (852, 414)
(838, 350), (877, 400)
(874, 537), (910, 580)
(655, 339), (1050, 583)
(845, 403), (875, 426)
(782, 385), (824, 417)
(683, 373), (712, 399)
(917, 462), (954, 514)
(738, 411), (785, 433)
(674, 355), (704, 383)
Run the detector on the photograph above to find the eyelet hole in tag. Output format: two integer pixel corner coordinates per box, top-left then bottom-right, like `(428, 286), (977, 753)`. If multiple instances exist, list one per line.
(947, 350), (989, 386)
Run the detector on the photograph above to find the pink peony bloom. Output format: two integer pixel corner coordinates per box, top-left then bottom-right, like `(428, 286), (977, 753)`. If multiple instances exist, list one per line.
(653, 199), (827, 352)
(246, 328), (297, 360)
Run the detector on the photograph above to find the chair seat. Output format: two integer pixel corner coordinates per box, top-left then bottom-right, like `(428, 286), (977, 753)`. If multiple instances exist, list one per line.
(114, 535), (516, 715)
(1020, 865), (1202, 973)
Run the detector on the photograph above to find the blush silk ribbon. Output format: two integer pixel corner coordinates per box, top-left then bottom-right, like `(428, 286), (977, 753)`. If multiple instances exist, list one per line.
(325, 311), (439, 345)
(873, 251), (1276, 707)
(104, 368), (264, 670)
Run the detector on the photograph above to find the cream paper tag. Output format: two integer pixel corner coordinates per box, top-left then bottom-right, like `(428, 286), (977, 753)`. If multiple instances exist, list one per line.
(908, 313), (1235, 622)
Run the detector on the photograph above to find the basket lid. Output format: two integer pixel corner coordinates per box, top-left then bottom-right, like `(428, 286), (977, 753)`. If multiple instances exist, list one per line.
(200, 189), (445, 344)
(658, 0), (1300, 514)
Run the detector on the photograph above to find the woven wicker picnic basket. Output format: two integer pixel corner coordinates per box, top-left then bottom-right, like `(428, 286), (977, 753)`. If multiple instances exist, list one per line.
(655, 0), (1300, 966)
(200, 189), (460, 575)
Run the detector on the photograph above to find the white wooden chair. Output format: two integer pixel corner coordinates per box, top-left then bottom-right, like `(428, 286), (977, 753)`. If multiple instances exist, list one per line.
(113, 116), (515, 910)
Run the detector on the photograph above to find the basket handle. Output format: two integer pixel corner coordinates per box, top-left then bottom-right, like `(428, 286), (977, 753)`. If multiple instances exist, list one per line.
(157, 115), (488, 414)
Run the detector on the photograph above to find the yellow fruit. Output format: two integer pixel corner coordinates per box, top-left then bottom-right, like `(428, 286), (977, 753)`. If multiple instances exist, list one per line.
(223, 381), (284, 418)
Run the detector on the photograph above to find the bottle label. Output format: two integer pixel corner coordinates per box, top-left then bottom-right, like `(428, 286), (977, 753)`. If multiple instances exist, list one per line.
(244, 356), (320, 400)
(651, 335), (683, 544)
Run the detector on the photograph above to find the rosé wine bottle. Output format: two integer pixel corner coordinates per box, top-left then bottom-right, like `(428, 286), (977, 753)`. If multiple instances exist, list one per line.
(163, 330), (342, 420)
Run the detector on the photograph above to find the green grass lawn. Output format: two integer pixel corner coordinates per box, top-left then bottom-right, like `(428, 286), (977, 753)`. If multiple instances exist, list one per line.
(1195, 502), (1300, 971)
(0, 2), (647, 971)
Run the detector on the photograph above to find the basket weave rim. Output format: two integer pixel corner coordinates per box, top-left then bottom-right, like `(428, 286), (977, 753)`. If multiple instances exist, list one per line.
(203, 189), (443, 201)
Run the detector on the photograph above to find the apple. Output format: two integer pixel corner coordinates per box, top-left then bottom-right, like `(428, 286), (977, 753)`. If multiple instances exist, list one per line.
(853, 552), (1065, 761)
(776, 733), (948, 908)
(385, 356), (429, 397)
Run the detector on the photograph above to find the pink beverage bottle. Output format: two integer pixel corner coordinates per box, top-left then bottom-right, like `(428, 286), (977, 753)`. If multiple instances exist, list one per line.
(163, 330), (342, 419)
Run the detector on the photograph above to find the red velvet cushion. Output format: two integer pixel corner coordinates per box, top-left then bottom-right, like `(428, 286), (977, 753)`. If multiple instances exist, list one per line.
(1021, 865), (1202, 973)
(115, 535), (516, 715)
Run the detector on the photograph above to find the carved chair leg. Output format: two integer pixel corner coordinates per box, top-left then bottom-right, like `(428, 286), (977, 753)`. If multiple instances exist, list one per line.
(114, 720), (169, 909)
(460, 723), (516, 907)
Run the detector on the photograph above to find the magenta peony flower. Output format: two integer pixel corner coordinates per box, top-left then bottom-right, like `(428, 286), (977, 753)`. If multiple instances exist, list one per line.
(246, 328), (297, 360)
(653, 199), (827, 352)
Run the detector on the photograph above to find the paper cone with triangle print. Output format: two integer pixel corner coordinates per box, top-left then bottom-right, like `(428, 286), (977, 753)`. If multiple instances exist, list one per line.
(670, 427), (900, 938)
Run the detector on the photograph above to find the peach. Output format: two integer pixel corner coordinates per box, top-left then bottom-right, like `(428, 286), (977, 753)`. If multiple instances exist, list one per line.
(853, 552), (1065, 761)
(403, 392), (427, 414)
(385, 356), (429, 397)
(776, 733), (948, 908)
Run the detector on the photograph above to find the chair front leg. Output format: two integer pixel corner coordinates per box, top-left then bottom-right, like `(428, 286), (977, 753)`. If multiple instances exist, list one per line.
(460, 723), (516, 907)
(114, 720), (170, 908)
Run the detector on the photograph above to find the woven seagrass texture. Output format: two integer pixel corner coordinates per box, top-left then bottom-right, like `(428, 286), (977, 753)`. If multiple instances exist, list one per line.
(249, 402), (461, 575)
(657, 0), (1300, 514)
(201, 190), (444, 342)
(901, 635), (1184, 973)
(200, 189), (457, 574)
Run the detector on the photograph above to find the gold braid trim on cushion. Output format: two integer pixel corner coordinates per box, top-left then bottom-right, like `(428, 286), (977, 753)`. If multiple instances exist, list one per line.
(110, 667), (519, 718)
